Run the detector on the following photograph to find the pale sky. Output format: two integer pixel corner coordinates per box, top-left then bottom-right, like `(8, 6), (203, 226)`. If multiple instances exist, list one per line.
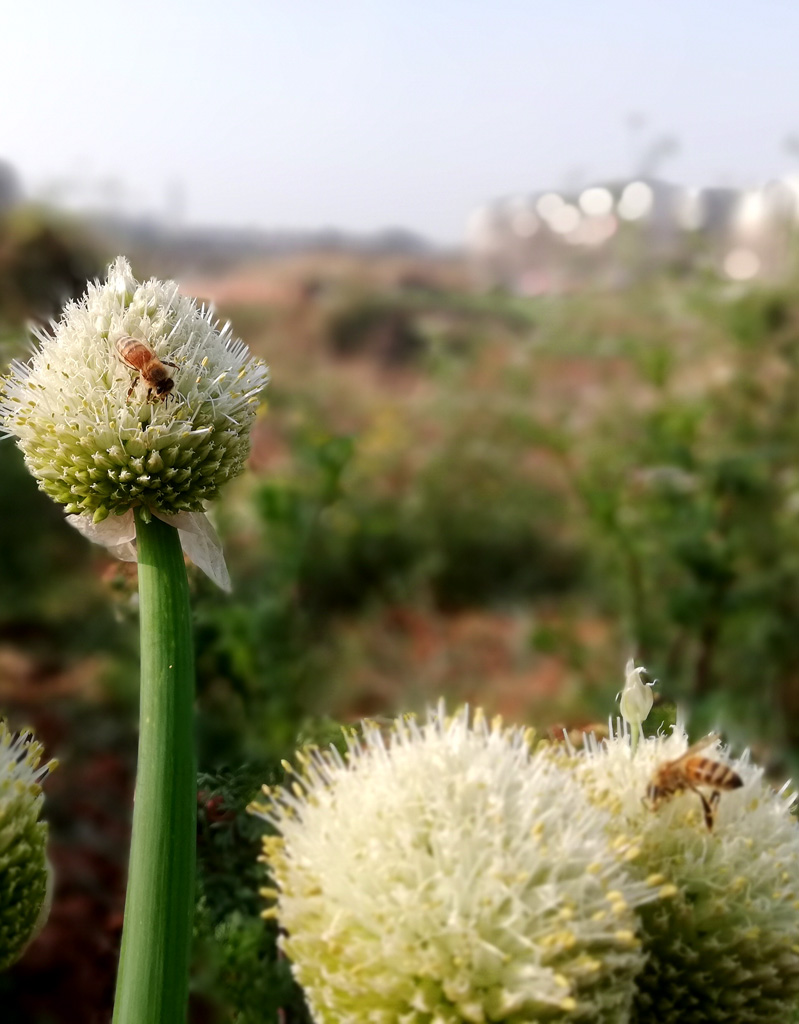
(2, 0), (798, 242)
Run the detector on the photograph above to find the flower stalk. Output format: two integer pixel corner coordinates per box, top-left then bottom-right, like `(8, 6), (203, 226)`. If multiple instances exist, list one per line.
(112, 511), (196, 1024)
(0, 258), (269, 1014)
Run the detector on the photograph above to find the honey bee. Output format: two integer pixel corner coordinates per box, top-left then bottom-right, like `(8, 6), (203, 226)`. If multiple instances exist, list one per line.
(116, 336), (178, 402)
(646, 736), (743, 830)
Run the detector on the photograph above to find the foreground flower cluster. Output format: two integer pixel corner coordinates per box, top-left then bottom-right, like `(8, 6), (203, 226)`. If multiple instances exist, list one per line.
(254, 700), (799, 1024)
(253, 707), (659, 1024)
(0, 723), (55, 970)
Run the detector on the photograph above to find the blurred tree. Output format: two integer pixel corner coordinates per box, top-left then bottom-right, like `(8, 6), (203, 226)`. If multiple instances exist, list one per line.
(0, 160), (22, 214)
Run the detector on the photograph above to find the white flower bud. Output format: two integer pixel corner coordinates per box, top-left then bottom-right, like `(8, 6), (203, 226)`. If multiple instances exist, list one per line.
(619, 658), (655, 729)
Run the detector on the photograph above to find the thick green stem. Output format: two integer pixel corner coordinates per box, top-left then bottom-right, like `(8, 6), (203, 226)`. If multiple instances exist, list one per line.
(113, 512), (196, 1024)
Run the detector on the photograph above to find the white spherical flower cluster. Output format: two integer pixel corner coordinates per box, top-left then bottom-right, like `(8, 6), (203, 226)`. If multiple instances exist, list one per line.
(0, 723), (55, 970)
(251, 707), (658, 1024)
(0, 257), (268, 587)
(567, 725), (799, 1023)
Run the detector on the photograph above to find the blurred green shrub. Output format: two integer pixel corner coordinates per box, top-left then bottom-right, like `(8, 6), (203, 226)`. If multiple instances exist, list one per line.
(191, 435), (360, 766)
(552, 283), (799, 749)
(193, 722), (348, 1023)
(0, 205), (103, 327)
(0, 442), (129, 659)
(322, 287), (536, 368)
(0, 204), (111, 653)
(721, 287), (792, 347)
(251, 426), (583, 616)
(194, 763), (312, 1024)
(325, 294), (426, 365)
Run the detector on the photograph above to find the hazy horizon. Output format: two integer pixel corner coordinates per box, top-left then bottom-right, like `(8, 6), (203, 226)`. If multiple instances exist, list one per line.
(4, 0), (799, 243)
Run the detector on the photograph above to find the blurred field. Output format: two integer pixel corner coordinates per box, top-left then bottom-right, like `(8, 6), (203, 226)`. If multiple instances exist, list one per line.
(4, 211), (799, 1020)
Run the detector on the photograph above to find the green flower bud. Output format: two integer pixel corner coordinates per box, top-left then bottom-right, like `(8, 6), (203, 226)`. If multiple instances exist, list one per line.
(0, 723), (56, 970)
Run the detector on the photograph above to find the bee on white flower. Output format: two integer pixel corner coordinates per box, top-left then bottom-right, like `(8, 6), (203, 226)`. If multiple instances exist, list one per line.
(0, 257), (269, 589)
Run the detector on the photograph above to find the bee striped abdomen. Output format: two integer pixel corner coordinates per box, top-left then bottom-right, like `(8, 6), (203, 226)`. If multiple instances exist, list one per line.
(684, 758), (743, 790)
(117, 337), (153, 366)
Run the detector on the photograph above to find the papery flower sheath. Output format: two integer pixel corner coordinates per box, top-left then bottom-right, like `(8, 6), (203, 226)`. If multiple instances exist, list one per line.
(0, 723), (55, 970)
(0, 257), (268, 587)
(251, 705), (658, 1024)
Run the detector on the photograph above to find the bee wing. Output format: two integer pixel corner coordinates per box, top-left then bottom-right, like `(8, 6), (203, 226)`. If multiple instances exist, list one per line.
(669, 734), (720, 767)
(115, 336), (137, 367)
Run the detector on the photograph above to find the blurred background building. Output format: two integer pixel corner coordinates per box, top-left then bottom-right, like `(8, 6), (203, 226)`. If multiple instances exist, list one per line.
(468, 176), (799, 292)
